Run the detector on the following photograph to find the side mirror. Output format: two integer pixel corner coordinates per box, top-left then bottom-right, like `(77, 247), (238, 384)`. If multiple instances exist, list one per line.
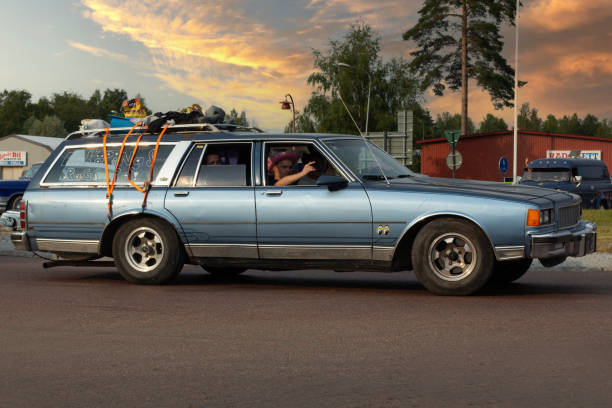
(316, 175), (348, 191)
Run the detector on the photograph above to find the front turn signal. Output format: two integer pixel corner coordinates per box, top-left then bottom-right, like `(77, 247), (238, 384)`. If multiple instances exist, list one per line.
(527, 209), (540, 226)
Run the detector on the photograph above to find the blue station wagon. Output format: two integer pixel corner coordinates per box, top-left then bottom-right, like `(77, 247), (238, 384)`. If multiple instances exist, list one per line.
(11, 124), (597, 295)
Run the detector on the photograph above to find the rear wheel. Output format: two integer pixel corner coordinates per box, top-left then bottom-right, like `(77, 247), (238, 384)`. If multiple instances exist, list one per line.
(491, 258), (533, 284)
(113, 218), (184, 284)
(412, 218), (494, 296)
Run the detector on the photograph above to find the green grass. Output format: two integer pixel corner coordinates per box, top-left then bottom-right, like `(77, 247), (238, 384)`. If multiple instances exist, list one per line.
(583, 209), (612, 252)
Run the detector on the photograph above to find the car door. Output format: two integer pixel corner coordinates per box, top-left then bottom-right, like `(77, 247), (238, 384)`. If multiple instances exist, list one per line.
(164, 142), (258, 259)
(255, 140), (372, 260)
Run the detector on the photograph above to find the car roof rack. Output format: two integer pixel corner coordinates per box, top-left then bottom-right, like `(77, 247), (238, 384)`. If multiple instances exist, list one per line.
(65, 122), (264, 141)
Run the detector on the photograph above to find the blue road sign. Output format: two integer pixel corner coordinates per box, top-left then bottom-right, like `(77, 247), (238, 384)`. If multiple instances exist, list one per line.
(499, 156), (509, 174)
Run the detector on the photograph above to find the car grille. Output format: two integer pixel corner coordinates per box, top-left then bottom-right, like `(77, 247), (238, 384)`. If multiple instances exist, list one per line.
(558, 204), (580, 228)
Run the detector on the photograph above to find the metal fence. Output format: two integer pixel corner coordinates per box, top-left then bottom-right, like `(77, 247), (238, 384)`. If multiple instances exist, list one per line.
(365, 111), (413, 166)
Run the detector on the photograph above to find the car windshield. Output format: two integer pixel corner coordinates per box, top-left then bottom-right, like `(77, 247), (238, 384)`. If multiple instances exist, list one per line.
(323, 138), (416, 180)
(522, 168), (571, 182)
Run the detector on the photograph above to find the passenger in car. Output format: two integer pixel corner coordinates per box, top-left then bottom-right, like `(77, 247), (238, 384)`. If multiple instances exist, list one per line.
(205, 151), (223, 165)
(267, 151), (316, 186)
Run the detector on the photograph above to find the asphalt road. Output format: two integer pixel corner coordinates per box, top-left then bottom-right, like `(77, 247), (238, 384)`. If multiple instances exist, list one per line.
(1, 256), (612, 407)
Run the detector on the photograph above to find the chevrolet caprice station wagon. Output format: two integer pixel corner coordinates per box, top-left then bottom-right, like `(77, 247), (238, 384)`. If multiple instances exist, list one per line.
(11, 125), (597, 295)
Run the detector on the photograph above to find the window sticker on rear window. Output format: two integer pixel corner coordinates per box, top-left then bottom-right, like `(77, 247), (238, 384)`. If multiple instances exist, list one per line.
(43, 144), (174, 185)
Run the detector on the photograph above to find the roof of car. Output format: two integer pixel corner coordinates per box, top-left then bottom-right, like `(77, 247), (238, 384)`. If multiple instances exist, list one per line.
(528, 158), (606, 168)
(62, 131), (362, 146)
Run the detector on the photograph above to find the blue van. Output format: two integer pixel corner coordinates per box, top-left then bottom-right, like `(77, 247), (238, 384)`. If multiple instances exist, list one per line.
(520, 158), (612, 209)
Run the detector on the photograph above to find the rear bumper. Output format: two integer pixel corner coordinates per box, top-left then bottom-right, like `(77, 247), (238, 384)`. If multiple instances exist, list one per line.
(10, 231), (31, 252)
(530, 221), (596, 259)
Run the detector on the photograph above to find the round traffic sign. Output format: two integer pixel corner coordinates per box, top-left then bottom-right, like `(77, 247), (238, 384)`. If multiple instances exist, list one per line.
(446, 151), (463, 170)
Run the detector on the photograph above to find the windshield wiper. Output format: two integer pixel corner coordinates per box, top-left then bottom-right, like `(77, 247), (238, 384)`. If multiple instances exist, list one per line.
(394, 174), (413, 178)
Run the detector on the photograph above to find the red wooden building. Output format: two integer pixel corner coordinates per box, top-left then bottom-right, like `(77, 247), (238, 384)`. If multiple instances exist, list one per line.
(418, 130), (612, 181)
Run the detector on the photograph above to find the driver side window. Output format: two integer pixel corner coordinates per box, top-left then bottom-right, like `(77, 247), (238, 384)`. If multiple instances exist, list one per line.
(264, 143), (341, 186)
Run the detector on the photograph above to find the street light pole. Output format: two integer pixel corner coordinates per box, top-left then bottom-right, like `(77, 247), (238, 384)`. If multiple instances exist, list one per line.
(337, 62), (371, 135)
(280, 93), (295, 133)
(512, 0), (520, 183)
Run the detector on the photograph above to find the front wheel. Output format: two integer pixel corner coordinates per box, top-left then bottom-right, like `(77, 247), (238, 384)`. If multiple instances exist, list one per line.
(412, 218), (494, 296)
(113, 218), (184, 284)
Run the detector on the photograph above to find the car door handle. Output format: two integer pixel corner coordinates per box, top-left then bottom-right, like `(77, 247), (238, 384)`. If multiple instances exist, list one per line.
(265, 190), (283, 196)
(174, 191), (190, 197)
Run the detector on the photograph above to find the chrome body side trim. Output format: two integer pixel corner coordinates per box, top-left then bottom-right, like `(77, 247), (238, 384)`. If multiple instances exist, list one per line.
(34, 238), (99, 254)
(189, 243), (258, 258)
(373, 246), (394, 262)
(258, 244), (371, 260)
(494, 246), (526, 261)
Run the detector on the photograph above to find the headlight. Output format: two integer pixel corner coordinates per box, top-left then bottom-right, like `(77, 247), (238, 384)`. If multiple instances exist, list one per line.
(527, 208), (555, 226)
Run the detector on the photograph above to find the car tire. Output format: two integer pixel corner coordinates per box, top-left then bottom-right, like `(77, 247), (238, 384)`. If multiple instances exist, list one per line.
(8, 194), (22, 211)
(412, 218), (494, 296)
(202, 266), (246, 277)
(113, 218), (184, 284)
(490, 258), (533, 284)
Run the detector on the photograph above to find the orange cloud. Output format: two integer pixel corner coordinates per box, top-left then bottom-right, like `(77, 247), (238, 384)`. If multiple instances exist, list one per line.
(522, 0), (612, 32)
(67, 40), (130, 63)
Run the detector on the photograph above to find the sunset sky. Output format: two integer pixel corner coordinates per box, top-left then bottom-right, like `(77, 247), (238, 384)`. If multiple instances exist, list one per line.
(2, 0), (611, 132)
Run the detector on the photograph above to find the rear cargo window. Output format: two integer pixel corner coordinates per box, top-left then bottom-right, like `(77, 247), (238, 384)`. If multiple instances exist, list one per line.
(43, 144), (174, 185)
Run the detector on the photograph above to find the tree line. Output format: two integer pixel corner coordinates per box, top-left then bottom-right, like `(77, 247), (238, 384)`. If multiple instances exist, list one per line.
(432, 104), (612, 139)
(0, 88), (251, 138)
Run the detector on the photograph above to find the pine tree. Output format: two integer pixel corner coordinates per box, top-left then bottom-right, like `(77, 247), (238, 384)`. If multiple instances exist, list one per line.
(403, 0), (524, 136)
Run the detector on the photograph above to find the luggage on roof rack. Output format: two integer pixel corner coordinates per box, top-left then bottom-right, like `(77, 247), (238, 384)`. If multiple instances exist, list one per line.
(64, 122), (263, 141)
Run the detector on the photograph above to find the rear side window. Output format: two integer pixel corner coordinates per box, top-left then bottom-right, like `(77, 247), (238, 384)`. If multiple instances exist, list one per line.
(43, 144), (174, 185)
(173, 143), (252, 187)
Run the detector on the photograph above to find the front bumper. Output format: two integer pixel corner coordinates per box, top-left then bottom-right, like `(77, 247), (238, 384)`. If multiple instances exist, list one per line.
(530, 221), (596, 259)
(10, 230), (31, 252)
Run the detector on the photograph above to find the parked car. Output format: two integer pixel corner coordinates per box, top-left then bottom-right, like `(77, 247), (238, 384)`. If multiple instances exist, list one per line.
(520, 158), (612, 209)
(11, 127), (596, 295)
(0, 162), (43, 213)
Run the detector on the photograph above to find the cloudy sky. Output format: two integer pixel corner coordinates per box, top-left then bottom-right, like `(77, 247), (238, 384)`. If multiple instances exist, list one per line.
(2, 0), (611, 131)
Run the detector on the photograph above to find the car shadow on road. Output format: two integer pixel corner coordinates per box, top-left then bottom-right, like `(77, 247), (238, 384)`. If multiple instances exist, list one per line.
(67, 267), (612, 297)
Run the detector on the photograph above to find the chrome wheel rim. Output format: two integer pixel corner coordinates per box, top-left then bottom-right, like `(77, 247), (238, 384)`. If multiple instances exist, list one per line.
(427, 232), (477, 281)
(124, 227), (164, 273)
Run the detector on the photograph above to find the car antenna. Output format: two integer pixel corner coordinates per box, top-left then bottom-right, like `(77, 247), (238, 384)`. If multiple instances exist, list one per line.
(337, 91), (390, 186)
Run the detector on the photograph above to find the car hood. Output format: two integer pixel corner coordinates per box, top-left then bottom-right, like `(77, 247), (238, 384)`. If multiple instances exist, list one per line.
(378, 176), (577, 206)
